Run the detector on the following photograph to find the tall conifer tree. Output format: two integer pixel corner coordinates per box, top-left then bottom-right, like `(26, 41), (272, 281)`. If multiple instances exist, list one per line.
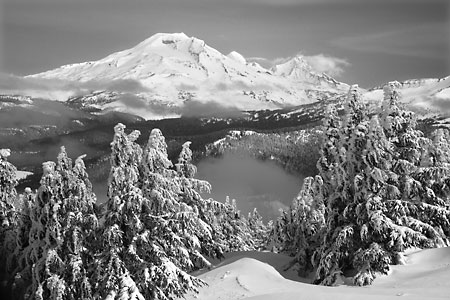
(0, 149), (18, 297)
(17, 147), (98, 299)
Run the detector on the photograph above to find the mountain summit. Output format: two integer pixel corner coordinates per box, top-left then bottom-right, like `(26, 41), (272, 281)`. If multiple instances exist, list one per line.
(30, 32), (349, 118)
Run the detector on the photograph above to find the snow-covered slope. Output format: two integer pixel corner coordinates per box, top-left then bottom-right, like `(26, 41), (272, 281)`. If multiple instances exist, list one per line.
(15, 170), (33, 181)
(184, 248), (450, 300)
(29, 33), (349, 118)
(364, 76), (450, 115)
(272, 56), (342, 89)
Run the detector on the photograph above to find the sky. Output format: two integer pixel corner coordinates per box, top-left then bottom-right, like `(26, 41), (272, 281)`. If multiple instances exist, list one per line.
(0, 0), (449, 87)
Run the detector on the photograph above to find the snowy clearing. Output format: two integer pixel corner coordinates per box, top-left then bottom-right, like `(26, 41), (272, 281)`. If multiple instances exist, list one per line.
(184, 248), (450, 300)
(15, 170), (33, 180)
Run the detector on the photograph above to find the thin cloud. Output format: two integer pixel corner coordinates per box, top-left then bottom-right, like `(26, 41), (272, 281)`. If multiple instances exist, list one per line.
(59, 78), (150, 94)
(0, 73), (74, 100)
(179, 100), (244, 118)
(102, 79), (149, 93)
(176, 83), (199, 91)
(427, 98), (450, 112)
(215, 81), (272, 92)
(332, 22), (449, 59)
(116, 94), (176, 115)
(246, 57), (273, 69)
(0, 72), (149, 100)
(303, 54), (350, 77)
(0, 73), (67, 91)
(248, 53), (350, 77)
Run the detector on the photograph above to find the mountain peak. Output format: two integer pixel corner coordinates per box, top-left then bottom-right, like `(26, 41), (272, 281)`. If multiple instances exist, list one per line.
(28, 33), (350, 118)
(270, 54), (346, 89)
(227, 51), (247, 64)
(271, 55), (312, 78)
(138, 32), (190, 47)
(128, 32), (210, 58)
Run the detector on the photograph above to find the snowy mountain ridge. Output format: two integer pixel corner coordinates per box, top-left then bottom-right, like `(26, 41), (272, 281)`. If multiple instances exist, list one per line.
(19, 32), (450, 120)
(369, 76), (450, 91)
(28, 32), (350, 118)
(364, 75), (450, 116)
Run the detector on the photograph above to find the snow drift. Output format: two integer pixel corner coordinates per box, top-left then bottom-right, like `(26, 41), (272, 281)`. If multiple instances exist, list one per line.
(185, 248), (450, 300)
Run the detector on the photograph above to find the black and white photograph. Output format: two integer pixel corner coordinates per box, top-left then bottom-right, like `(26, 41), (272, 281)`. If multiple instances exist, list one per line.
(0, 0), (449, 299)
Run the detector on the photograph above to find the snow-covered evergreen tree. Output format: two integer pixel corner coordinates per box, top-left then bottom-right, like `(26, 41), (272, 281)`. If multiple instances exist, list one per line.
(0, 149), (17, 228)
(140, 129), (212, 272)
(10, 187), (35, 299)
(313, 85), (369, 285)
(217, 197), (254, 252)
(314, 86), (389, 285)
(94, 123), (146, 300)
(247, 208), (269, 250)
(56, 147), (99, 300)
(16, 147), (98, 300)
(347, 116), (397, 285)
(380, 84), (449, 248)
(140, 128), (176, 215)
(97, 124), (204, 300)
(312, 83), (450, 286)
(270, 176), (325, 275)
(423, 128), (450, 206)
(291, 176), (325, 273)
(381, 82), (427, 198)
(175, 141), (227, 259)
(316, 104), (341, 200)
(428, 128), (450, 168)
(0, 149), (18, 296)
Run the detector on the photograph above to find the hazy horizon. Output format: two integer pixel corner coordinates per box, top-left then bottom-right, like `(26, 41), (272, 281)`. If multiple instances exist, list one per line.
(1, 0), (449, 88)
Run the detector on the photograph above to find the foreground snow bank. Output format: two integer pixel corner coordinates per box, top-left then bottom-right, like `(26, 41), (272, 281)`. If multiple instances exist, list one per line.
(372, 247), (450, 298)
(184, 248), (450, 300)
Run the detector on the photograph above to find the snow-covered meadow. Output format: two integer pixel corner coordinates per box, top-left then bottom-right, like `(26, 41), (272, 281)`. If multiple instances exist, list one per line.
(186, 248), (450, 300)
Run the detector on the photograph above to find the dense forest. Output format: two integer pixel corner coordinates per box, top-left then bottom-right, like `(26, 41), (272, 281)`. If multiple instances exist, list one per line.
(271, 83), (450, 285)
(1, 82), (450, 299)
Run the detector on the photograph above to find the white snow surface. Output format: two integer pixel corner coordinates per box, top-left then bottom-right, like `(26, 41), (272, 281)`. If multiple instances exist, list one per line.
(364, 76), (450, 114)
(27, 33), (349, 117)
(183, 248), (450, 300)
(227, 51), (247, 65)
(15, 170), (33, 180)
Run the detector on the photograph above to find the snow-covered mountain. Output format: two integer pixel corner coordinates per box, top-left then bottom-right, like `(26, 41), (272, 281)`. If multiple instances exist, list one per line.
(29, 32), (349, 118)
(271, 56), (342, 89)
(23, 32), (450, 120)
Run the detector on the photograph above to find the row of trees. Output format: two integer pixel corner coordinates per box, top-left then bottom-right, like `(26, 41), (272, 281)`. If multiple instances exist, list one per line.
(0, 125), (268, 299)
(271, 82), (450, 286)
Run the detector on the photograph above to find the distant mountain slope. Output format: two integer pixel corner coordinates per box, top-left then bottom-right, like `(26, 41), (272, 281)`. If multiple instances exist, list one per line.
(29, 32), (349, 117)
(364, 76), (450, 115)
